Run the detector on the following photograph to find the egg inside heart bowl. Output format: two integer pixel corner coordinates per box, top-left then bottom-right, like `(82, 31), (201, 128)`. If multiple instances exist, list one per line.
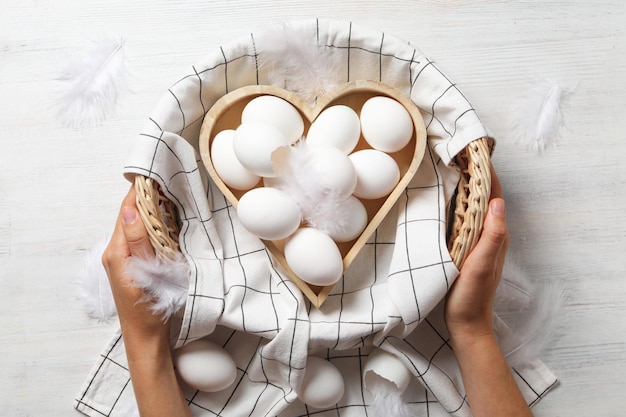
(199, 80), (426, 307)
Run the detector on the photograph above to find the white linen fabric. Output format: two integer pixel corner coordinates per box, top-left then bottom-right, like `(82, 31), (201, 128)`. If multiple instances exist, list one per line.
(75, 19), (557, 417)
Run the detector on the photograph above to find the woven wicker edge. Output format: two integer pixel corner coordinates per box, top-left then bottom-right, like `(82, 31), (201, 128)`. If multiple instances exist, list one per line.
(134, 176), (180, 261)
(447, 137), (492, 268)
(134, 137), (492, 269)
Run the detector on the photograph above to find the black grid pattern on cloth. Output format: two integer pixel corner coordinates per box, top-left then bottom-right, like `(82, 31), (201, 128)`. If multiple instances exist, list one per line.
(76, 18), (556, 417)
(75, 332), (137, 417)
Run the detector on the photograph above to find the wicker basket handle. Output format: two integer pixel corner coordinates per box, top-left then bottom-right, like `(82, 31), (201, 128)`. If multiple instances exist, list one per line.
(134, 137), (491, 268)
(447, 137), (492, 268)
(134, 176), (181, 261)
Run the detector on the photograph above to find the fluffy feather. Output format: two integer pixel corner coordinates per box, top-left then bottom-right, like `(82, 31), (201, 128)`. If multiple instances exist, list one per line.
(270, 141), (353, 236)
(55, 36), (129, 127)
(502, 282), (566, 368)
(513, 79), (564, 152)
(493, 257), (566, 367)
(256, 22), (342, 105)
(494, 256), (533, 311)
(79, 236), (117, 322)
(367, 378), (414, 417)
(126, 252), (190, 321)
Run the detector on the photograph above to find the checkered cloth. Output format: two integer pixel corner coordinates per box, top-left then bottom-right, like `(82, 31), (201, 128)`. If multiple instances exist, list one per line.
(75, 18), (557, 417)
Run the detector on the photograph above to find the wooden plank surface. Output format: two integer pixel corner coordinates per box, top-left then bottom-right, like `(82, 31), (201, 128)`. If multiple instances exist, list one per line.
(1, 0), (625, 415)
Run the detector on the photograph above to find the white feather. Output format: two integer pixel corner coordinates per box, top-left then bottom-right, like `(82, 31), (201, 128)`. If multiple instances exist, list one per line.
(503, 282), (566, 368)
(493, 258), (566, 367)
(256, 22), (343, 104)
(494, 256), (533, 312)
(513, 79), (564, 152)
(270, 141), (353, 236)
(55, 36), (129, 128)
(126, 252), (190, 321)
(79, 236), (117, 322)
(367, 378), (414, 417)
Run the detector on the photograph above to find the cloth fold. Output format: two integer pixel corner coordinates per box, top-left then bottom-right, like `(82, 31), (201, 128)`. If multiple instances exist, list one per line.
(76, 18), (556, 417)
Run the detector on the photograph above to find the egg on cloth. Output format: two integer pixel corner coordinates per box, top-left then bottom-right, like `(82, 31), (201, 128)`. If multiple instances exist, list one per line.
(298, 356), (345, 408)
(173, 339), (237, 392)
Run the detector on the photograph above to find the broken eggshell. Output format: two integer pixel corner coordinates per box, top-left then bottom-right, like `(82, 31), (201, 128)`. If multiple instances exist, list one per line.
(363, 348), (412, 393)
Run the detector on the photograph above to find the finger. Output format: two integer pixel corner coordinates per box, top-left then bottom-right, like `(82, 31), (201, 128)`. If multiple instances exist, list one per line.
(490, 163), (503, 200)
(108, 211), (128, 255)
(103, 188), (135, 267)
(109, 186), (139, 248)
(466, 198), (508, 269)
(102, 217), (128, 276)
(121, 186), (155, 259)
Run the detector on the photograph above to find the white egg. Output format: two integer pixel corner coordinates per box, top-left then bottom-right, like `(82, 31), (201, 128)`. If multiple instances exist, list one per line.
(237, 187), (302, 241)
(349, 149), (400, 199)
(241, 95), (304, 143)
(233, 122), (290, 178)
(307, 105), (361, 154)
(363, 348), (412, 393)
(174, 339), (237, 392)
(210, 129), (261, 190)
(284, 228), (343, 286)
(360, 96), (414, 153)
(299, 356), (345, 408)
(327, 196), (368, 242)
(305, 144), (357, 198)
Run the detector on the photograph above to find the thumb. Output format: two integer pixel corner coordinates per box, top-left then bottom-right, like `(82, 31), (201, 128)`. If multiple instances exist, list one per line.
(121, 205), (154, 258)
(469, 198), (508, 262)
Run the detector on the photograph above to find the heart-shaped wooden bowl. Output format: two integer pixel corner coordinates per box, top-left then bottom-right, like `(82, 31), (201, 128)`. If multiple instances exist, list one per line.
(199, 80), (427, 307)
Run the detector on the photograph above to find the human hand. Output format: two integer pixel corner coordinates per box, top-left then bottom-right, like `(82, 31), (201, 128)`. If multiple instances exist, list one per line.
(444, 167), (533, 416)
(102, 183), (192, 417)
(445, 166), (509, 343)
(102, 185), (171, 352)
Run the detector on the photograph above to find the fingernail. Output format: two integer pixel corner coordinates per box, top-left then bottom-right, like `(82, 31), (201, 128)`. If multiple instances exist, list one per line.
(122, 206), (137, 225)
(491, 199), (505, 217)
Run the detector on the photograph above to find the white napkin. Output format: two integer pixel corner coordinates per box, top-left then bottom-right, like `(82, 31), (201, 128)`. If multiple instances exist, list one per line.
(76, 19), (557, 417)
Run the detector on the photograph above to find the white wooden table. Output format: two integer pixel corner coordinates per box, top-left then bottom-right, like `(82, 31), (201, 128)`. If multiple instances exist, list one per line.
(1, 1), (625, 416)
